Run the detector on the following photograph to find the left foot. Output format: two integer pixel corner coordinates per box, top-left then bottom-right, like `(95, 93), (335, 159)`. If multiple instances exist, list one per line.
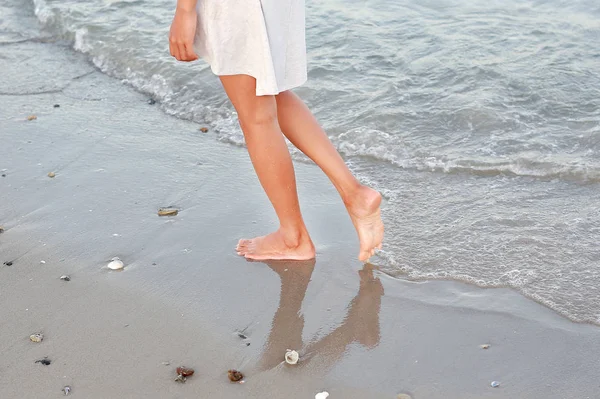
(236, 229), (316, 261)
(345, 185), (384, 262)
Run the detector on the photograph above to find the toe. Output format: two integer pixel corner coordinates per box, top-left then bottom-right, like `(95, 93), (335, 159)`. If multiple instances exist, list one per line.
(237, 239), (251, 251)
(359, 249), (370, 262)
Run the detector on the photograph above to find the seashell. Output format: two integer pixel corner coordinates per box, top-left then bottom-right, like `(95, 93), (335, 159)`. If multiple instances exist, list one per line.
(397, 394), (413, 399)
(315, 392), (329, 399)
(227, 369), (244, 382)
(158, 208), (178, 216)
(174, 374), (186, 383)
(285, 349), (299, 365)
(30, 333), (44, 343)
(27, 115), (37, 121)
(199, 127), (209, 133)
(62, 386), (71, 395)
(176, 367), (194, 377)
(107, 257), (124, 270)
(491, 381), (500, 388)
(480, 344), (490, 349)
(60, 275), (71, 281)
(48, 172), (56, 178)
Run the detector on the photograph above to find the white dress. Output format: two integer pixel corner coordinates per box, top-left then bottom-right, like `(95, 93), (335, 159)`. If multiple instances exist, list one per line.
(194, 0), (307, 96)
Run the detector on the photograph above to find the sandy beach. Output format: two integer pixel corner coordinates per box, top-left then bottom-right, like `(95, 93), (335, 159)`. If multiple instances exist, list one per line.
(2, 39), (600, 399)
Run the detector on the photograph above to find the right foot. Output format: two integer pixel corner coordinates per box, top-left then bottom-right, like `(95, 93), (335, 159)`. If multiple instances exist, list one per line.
(345, 185), (384, 262)
(236, 229), (316, 261)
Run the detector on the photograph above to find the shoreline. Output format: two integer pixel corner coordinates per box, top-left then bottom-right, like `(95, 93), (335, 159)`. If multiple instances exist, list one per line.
(2, 39), (600, 398)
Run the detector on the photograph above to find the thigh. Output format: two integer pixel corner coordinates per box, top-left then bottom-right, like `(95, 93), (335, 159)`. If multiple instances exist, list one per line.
(219, 75), (278, 127)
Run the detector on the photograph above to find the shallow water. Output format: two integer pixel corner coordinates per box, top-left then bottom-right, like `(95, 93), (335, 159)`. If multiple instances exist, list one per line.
(2, 0), (599, 324)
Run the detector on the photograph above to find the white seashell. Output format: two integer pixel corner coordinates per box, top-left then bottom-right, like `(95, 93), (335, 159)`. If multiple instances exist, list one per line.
(285, 349), (299, 365)
(107, 257), (124, 270)
(315, 392), (329, 399)
(30, 333), (44, 343)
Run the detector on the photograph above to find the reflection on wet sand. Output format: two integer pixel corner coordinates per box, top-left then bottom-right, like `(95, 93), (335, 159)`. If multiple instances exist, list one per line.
(257, 261), (384, 371)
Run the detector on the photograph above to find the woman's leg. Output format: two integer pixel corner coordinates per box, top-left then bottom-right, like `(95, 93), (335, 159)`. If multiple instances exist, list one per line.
(275, 91), (384, 261)
(220, 75), (315, 260)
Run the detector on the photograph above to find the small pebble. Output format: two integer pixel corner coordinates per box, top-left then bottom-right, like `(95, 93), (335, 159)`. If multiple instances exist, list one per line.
(158, 208), (178, 216)
(35, 357), (51, 365)
(62, 386), (71, 395)
(4, 261), (13, 266)
(27, 115), (37, 121)
(175, 367), (194, 382)
(237, 332), (247, 339)
(60, 275), (71, 281)
(0, 226), (4, 233)
(1, 174), (5, 177)
(176, 367), (195, 377)
(480, 344), (490, 349)
(40, 260), (46, 264)
(162, 361), (170, 366)
(30, 333), (44, 343)
(54, 104), (60, 108)
(315, 392), (329, 399)
(227, 370), (244, 382)
(491, 381), (500, 388)
(48, 172), (56, 178)
(199, 127), (209, 133)
(246, 342), (250, 346)
(107, 257), (124, 270)
(148, 98), (156, 105)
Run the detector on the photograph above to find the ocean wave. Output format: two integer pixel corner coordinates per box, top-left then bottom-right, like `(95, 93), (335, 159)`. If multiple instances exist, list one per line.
(375, 250), (600, 326)
(334, 127), (600, 182)
(30, 0), (600, 184)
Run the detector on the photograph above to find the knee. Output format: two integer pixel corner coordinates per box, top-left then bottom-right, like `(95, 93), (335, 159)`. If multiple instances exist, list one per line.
(237, 100), (278, 133)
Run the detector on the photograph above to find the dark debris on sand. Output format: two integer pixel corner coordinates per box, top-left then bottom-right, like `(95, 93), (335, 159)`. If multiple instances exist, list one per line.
(35, 357), (51, 366)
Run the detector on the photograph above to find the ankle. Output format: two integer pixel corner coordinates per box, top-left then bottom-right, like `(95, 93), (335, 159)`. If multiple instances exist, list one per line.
(278, 226), (309, 248)
(342, 182), (365, 207)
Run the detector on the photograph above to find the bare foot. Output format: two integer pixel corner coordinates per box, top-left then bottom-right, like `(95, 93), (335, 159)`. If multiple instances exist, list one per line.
(345, 185), (384, 261)
(236, 229), (316, 261)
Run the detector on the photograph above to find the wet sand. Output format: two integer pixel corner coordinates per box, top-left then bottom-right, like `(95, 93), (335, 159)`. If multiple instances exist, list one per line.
(2, 40), (600, 399)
